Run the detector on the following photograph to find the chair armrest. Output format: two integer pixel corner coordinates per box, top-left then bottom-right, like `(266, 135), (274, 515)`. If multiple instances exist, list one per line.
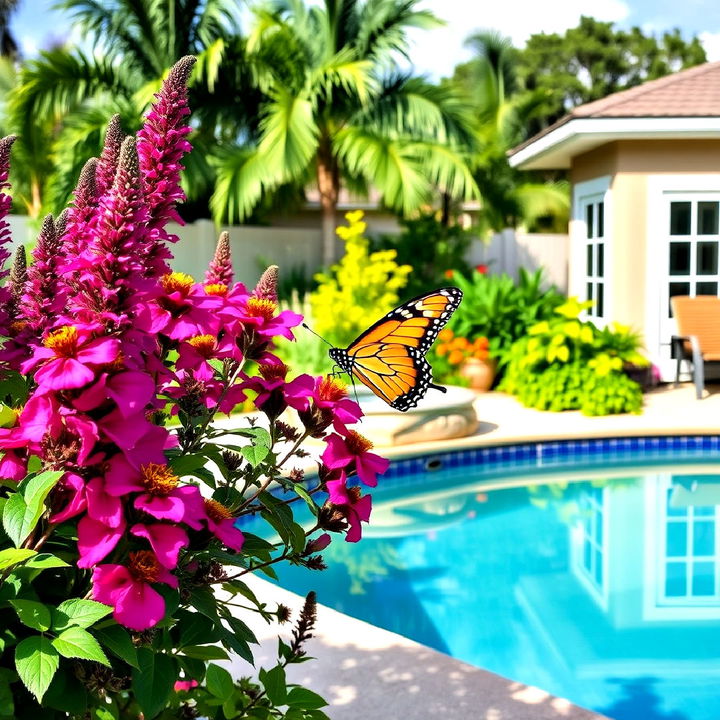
(671, 335), (691, 359)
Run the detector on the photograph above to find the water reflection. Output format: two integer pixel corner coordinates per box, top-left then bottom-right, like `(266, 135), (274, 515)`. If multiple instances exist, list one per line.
(257, 470), (720, 719)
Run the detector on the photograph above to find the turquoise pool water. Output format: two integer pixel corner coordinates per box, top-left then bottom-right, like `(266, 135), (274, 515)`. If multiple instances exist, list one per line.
(243, 440), (720, 720)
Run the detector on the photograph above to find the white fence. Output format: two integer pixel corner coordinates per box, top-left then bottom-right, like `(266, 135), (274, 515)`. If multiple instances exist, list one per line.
(6, 215), (569, 294)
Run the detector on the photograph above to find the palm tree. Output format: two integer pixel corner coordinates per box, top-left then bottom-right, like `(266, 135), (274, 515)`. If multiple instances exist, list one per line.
(0, 0), (20, 60)
(7, 0), (261, 216)
(212, 0), (479, 265)
(454, 31), (569, 233)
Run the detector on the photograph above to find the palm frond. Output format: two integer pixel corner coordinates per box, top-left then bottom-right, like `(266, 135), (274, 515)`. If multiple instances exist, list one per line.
(310, 48), (375, 105)
(209, 146), (271, 224)
(258, 87), (318, 183)
(515, 180), (570, 227)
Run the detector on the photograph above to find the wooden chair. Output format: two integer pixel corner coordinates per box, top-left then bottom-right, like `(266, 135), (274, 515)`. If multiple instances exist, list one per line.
(671, 295), (720, 399)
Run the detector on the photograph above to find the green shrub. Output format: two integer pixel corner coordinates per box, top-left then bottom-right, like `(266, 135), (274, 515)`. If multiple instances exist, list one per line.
(310, 210), (411, 347)
(449, 267), (566, 368)
(499, 297), (647, 415)
(372, 212), (474, 297)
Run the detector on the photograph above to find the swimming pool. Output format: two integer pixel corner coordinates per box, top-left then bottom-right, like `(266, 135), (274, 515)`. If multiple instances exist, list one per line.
(243, 436), (720, 720)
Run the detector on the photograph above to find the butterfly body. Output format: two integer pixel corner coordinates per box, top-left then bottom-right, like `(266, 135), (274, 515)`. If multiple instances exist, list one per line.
(329, 287), (463, 411)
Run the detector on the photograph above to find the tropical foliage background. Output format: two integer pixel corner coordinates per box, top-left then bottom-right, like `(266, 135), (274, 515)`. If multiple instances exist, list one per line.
(0, 0), (709, 264)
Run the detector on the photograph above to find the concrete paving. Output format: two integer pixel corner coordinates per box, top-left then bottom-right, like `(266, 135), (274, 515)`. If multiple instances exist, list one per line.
(226, 383), (720, 719)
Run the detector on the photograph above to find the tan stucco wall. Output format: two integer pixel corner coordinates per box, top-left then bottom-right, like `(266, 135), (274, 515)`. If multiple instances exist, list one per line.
(570, 139), (720, 356)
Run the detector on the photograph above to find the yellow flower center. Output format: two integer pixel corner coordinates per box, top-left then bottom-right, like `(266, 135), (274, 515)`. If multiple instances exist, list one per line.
(141, 464), (179, 496)
(318, 376), (347, 402)
(258, 362), (288, 381)
(344, 430), (373, 454)
(204, 498), (232, 522)
(161, 272), (195, 295)
(43, 326), (79, 355)
(128, 551), (161, 584)
(245, 298), (276, 321)
(187, 335), (216, 356)
(204, 283), (228, 297)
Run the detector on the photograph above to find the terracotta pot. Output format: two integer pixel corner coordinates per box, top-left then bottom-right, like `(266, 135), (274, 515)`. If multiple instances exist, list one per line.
(459, 357), (496, 391)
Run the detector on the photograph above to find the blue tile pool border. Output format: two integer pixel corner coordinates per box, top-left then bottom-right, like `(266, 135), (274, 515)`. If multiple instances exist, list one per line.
(383, 435), (720, 486)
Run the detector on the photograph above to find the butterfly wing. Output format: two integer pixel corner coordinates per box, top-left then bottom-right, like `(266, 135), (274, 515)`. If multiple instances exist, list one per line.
(335, 287), (463, 411)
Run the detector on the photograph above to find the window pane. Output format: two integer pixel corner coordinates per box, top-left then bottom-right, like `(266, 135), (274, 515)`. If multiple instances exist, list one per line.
(583, 539), (592, 571)
(586, 281), (593, 306)
(669, 243), (691, 275)
(597, 243), (604, 277)
(667, 488), (687, 516)
(697, 281), (718, 296)
(670, 202), (692, 235)
(693, 521), (715, 556)
(586, 243), (593, 275)
(698, 202), (719, 235)
(665, 562), (687, 597)
(669, 282), (691, 317)
(598, 202), (605, 238)
(691, 562), (715, 596)
(697, 242), (719, 275)
(594, 549), (603, 584)
(596, 283), (604, 317)
(586, 204), (594, 239)
(667, 522), (687, 557)
(695, 506), (716, 517)
(596, 514), (603, 543)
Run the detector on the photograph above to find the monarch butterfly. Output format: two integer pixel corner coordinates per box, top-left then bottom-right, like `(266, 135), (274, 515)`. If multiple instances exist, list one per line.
(328, 287), (463, 411)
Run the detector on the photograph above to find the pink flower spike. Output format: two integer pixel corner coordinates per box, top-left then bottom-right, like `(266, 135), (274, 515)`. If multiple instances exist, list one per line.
(131, 523), (188, 569)
(77, 515), (126, 568)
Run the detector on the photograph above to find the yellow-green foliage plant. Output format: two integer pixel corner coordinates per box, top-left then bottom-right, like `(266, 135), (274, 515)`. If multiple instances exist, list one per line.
(310, 210), (412, 347)
(499, 297), (648, 415)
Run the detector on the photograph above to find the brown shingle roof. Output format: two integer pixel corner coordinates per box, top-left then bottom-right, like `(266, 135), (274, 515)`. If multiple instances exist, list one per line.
(571, 61), (720, 118)
(508, 62), (720, 159)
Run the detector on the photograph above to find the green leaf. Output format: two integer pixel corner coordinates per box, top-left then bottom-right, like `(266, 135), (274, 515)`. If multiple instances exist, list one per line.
(2, 470), (62, 547)
(132, 648), (177, 720)
(15, 635), (59, 702)
(10, 600), (52, 631)
(259, 665), (287, 705)
(52, 599), (112, 631)
(52, 626), (110, 665)
(0, 668), (14, 718)
(43, 667), (88, 714)
(180, 645), (229, 661)
(0, 548), (37, 570)
(94, 625), (139, 669)
(206, 663), (234, 701)
(188, 587), (220, 620)
(241, 443), (270, 467)
(24, 553), (69, 570)
(286, 687), (328, 710)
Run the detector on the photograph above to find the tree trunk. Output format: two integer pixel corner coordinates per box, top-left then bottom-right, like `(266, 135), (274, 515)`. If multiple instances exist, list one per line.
(317, 141), (339, 267)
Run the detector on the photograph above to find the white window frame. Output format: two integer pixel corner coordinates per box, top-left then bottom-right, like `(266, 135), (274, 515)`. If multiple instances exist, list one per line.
(645, 174), (720, 380)
(572, 177), (612, 326)
(570, 485), (609, 610)
(643, 474), (720, 621)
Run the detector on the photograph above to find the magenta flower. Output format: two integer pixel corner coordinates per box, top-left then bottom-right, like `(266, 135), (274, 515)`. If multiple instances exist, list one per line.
(142, 272), (221, 340)
(85, 478), (124, 527)
(203, 499), (244, 551)
(225, 296), (302, 342)
(130, 523), (188, 569)
(22, 325), (120, 391)
(326, 477), (372, 542)
(49, 473), (87, 523)
(176, 335), (221, 381)
(99, 410), (174, 466)
(299, 376), (362, 435)
(105, 458), (204, 529)
(242, 363), (313, 416)
(174, 679), (199, 692)
(0, 449), (26, 482)
(77, 515), (126, 568)
(321, 431), (390, 487)
(73, 370), (156, 418)
(92, 551), (178, 630)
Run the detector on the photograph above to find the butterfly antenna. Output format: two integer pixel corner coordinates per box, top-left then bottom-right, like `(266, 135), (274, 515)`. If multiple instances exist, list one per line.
(302, 323), (334, 348)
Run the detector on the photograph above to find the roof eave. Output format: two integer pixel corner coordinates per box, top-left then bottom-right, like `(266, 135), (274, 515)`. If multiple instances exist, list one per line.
(509, 116), (720, 170)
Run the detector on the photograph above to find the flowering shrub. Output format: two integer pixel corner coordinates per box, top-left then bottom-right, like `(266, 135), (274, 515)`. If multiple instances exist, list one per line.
(427, 329), (491, 386)
(0, 57), (388, 719)
(310, 210), (411, 347)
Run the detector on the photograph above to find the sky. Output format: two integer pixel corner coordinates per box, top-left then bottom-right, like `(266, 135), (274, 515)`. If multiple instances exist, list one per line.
(10, 0), (720, 80)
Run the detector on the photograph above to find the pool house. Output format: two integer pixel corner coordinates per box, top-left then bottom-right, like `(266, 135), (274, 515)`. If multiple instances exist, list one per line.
(509, 61), (720, 380)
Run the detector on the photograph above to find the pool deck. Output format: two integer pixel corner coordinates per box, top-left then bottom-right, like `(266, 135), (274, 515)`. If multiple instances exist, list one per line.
(235, 382), (718, 720)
